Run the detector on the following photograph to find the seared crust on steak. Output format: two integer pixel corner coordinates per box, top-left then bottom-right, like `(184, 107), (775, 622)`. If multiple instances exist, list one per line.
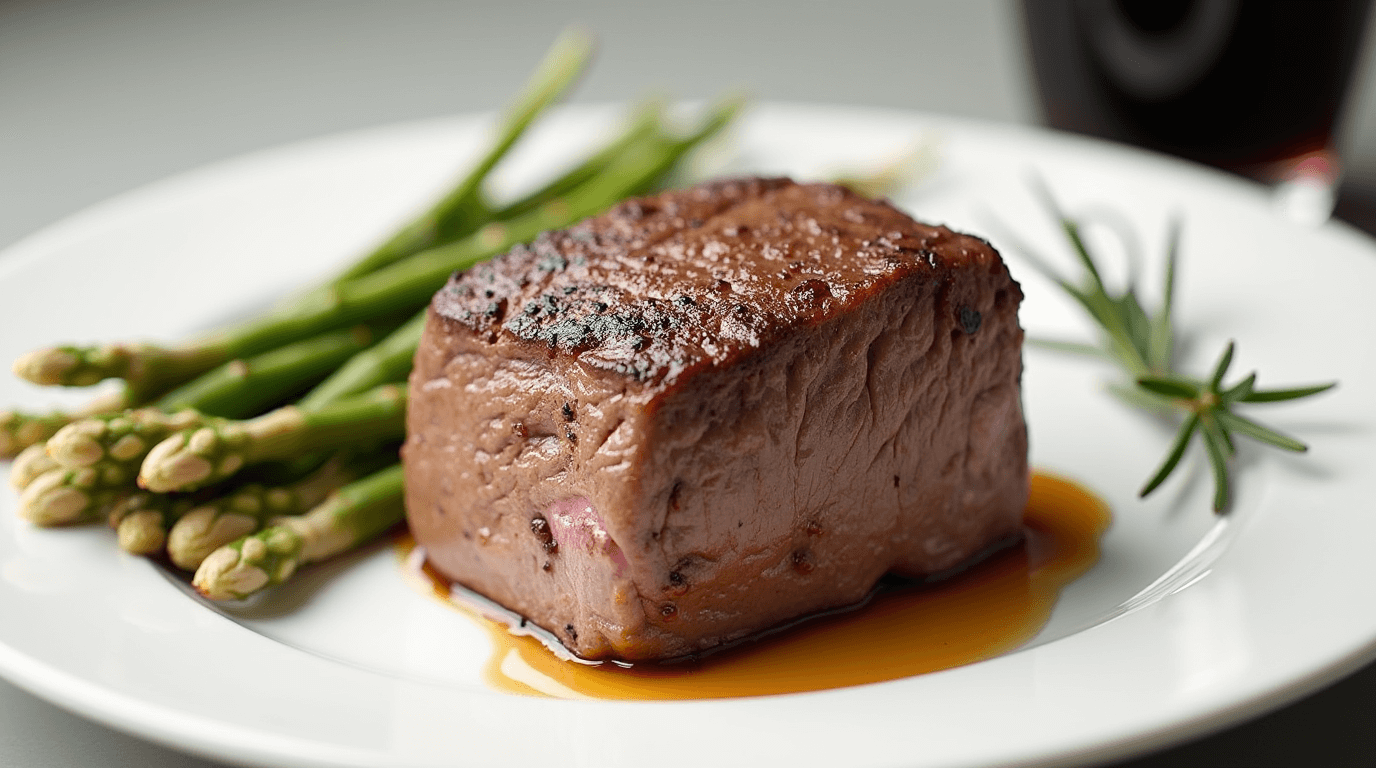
(404, 177), (1029, 661)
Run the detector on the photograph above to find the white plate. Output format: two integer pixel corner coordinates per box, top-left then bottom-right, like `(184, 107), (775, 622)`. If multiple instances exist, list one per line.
(2, 104), (1375, 768)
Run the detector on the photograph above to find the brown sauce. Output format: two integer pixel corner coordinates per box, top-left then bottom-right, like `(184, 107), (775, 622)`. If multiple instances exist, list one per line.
(398, 471), (1109, 700)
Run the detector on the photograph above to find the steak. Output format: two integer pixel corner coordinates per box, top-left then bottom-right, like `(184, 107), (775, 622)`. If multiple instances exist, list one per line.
(402, 177), (1028, 661)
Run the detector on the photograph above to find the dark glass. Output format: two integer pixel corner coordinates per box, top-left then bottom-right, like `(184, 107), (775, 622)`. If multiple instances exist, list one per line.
(1023, 0), (1371, 183)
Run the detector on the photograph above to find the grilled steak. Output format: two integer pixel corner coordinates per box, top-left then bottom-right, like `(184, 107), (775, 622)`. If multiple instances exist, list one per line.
(403, 177), (1028, 661)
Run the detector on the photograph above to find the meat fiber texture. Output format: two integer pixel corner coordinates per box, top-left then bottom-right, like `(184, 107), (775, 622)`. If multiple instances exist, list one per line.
(403, 177), (1028, 662)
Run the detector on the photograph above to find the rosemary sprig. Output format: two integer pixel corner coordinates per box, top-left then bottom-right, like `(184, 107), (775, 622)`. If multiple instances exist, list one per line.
(1013, 178), (1336, 512)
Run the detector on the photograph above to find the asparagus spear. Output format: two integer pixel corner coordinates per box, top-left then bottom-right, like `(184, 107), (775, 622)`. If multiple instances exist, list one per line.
(0, 389), (132, 459)
(635, 96), (746, 196)
(34, 401), (347, 528)
(45, 322), (393, 472)
(486, 99), (663, 222)
(329, 28), (595, 283)
(154, 324), (384, 417)
(193, 463), (404, 600)
(296, 312), (424, 411)
(165, 449), (392, 569)
(11, 343), (230, 403)
(139, 384), (407, 493)
(105, 324), (412, 539)
(13, 329), (345, 498)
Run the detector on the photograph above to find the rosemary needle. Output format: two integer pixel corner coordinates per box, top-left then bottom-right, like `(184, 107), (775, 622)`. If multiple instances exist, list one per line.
(1011, 178), (1336, 513)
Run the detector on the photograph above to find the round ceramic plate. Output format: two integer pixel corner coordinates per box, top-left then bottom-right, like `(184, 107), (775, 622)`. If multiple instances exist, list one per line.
(1, 105), (1374, 768)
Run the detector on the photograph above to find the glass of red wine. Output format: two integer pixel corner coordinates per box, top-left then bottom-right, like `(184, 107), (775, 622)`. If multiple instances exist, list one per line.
(1023, 0), (1372, 224)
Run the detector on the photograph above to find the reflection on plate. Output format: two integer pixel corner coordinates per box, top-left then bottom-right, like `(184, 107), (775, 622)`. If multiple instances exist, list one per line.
(1, 104), (1375, 768)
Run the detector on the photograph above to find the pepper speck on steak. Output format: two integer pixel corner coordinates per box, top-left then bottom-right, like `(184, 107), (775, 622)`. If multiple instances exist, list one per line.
(402, 177), (1028, 661)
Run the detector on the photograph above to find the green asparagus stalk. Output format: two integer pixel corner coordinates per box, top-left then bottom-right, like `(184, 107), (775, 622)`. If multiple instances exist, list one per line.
(296, 312), (424, 410)
(139, 384), (407, 493)
(107, 449), (324, 547)
(108, 490), (174, 529)
(11, 322), (384, 410)
(486, 99), (663, 222)
(625, 94), (747, 198)
(329, 29), (595, 284)
(193, 463), (405, 600)
(154, 324), (384, 417)
(11, 343), (230, 402)
(165, 450), (392, 569)
(9, 444), (58, 490)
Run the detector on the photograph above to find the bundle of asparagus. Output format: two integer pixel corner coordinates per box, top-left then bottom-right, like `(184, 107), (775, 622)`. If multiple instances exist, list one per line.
(1, 29), (742, 601)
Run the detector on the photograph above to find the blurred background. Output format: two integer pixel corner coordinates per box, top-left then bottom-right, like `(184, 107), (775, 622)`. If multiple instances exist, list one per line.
(2, 1), (1375, 766)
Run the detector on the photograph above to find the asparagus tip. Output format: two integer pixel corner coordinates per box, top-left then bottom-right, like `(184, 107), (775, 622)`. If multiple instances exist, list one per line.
(18, 469), (94, 526)
(193, 546), (269, 600)
(139, 432), (214, 492)
(116, 510), (167, 555)
(167, 507), (257, 571)
(12, 347), (79, 385)
(107, 492), (152, 529)
(193, 524), (305, 600)
(47, 419), (109, 468)
(10, 444), (58, 490)
(108, 433), (151, 463)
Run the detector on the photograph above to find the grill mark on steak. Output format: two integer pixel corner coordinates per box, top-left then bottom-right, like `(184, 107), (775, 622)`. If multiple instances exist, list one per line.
(434, 178), (993, 389)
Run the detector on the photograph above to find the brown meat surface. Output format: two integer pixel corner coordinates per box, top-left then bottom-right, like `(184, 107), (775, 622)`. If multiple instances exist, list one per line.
(403, 177), (1028, 661)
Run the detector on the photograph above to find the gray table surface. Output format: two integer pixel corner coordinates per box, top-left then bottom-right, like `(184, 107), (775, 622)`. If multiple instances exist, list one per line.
(4, 2), (1376, 766)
